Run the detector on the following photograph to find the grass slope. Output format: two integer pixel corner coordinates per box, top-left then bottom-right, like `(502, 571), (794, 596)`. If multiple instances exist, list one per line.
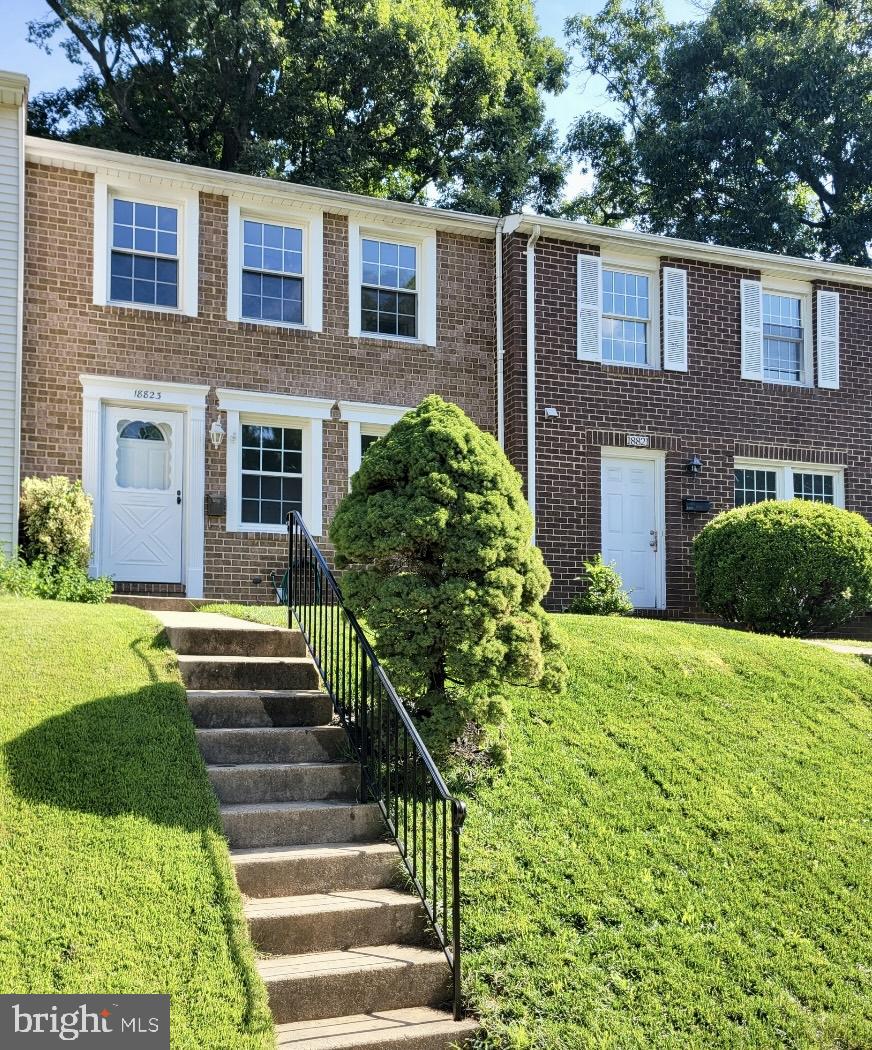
(462, 617), (872, 1049)
(0, 597), (271, 1049)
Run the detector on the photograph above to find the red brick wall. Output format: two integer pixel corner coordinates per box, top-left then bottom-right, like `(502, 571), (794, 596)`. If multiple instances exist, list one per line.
(502, 232), (872, 610)
(21, 164), (496, 599)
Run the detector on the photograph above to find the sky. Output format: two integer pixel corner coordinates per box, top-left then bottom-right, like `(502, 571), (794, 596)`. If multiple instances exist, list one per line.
(0, 0), (701, 199)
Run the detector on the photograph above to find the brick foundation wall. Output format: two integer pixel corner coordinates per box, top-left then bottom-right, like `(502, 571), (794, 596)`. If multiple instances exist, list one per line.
(21, 164), (496, 599)
(503, 233), (872, 611)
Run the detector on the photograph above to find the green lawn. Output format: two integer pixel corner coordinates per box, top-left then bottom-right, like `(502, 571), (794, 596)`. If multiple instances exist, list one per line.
(211, 603), (872, 1047)
(461, 617), (872, 1049)
(0, 597), (271, 1050)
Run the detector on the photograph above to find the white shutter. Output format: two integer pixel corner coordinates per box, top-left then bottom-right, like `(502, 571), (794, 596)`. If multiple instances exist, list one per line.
(740, 279), (764, 380)
(577, 255), (602, 361)
(662, 266), (688, 371)
(816, 290), (839, 389)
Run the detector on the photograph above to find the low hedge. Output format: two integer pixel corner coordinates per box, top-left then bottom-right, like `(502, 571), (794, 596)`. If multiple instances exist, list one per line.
(692, 500), (872, 636)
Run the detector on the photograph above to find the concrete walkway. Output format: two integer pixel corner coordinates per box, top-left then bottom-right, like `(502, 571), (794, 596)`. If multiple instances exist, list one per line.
(805, 638), (872, 661)
(150, 609), (282, 632)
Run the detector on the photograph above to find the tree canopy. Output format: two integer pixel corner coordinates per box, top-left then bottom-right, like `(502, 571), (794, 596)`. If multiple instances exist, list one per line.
(28, 0), (568, 215)
(565, 0), (872, 265)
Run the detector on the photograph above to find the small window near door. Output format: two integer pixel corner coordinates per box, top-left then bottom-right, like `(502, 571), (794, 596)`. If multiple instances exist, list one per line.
(793, 472), (835, 504)
(116, 420), (171, 489)
(734, 468), (777, 506)
(240, 423), (303, 526)
(360, 433), (380, 458)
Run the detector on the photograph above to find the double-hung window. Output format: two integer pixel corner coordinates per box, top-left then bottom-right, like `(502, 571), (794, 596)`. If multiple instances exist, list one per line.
(602, 268), (651, 365)
(110, 199), (179, 308)
(361, 238), (417, 338)
(763, 293), (805, 383)
(241, 219), (304, 325)
(734, 460), (843, 507)
(240, 422), (303, 527)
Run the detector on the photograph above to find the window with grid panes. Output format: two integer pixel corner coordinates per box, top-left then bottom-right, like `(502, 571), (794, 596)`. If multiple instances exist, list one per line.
(110, 199), (178, 308)
(734, 468), (778, 506)
(241, 220), (304, 325)
(602, 269), (650, 364)
(792, 472), (835, 504)
(361, 238), (417, 338)
(763, 293), (804, 383)
(240, 423), (303, 526)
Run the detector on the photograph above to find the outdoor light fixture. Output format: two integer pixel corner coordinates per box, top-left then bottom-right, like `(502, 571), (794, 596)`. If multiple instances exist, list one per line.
(685, 454), (703, 475)
(210, 416), (225, 449)
(544, 406), (559, 418)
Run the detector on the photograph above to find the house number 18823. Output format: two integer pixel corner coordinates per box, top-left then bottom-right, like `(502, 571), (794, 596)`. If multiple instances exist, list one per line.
(134, 389), (162, 401)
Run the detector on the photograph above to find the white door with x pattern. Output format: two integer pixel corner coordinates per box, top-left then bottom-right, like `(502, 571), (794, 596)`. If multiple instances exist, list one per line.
(101, 406), (184, 583)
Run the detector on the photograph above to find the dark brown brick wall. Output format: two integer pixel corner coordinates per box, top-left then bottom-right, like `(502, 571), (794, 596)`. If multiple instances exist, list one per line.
(502, 232), (872, 610)
(21, 163), (496, 599)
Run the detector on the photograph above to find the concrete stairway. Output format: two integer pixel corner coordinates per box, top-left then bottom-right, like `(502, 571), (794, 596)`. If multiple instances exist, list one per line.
(157, 610), (477, 1050)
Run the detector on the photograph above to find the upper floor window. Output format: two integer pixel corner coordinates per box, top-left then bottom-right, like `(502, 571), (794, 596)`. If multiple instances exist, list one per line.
(361, 238), (417, 338)
(348, 222), (436, 345)
(226, 202), (323, 331)
(763, 293), (804, 383)
(734, 460), (843, 507)
(602, 268), (650, 365)
(93, 176), (198, 316)
(241, 219), (304, 326)
(110, 199), (178, 308)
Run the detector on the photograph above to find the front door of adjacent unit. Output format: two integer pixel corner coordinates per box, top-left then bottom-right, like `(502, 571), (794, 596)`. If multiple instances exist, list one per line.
(102, 406), (184, 583)
(601, 453), (662, 609)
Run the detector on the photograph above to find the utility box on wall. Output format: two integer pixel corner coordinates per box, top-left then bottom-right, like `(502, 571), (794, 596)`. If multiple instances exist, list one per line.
(683, 498), (712, 513)
(205, 493), (226, 517)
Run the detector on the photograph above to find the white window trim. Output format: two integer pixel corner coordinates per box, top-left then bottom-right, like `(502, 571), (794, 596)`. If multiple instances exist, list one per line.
(734, 457), (844, 507)
(217, 388), (333, 536)
(79, 373), (208, 596)
(339, 400), (411, 479)
(93, 173), (199, 317)
(348, 218), (437, 346)
(760, 276), (813, 388)
(600, 252), (660, 369)
(226, 198), (323, 331)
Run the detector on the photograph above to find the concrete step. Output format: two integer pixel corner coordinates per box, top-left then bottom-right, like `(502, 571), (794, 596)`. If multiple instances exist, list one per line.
(275, 1008), (478, 1049)
(196, 726), (347, 765)
(187, 689), (333, 728)
(232, 842), (401, 898)
(220, 801), (384, 849)
(259, 944), (452, 1025)
(109, 594), (212, 611)
(165, 623), (306, 658)
(246, 888), (427, 955)
(207, 762), (360, 804)
(178, 655), (319, 691)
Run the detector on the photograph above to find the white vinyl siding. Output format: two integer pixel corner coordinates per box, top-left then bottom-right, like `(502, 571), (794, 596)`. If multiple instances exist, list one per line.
(0, 99), (23, 557)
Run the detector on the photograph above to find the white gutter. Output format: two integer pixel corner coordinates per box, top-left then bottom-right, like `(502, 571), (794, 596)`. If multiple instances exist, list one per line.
(525, 225), (541, 538)
(495, 218), (505, 447)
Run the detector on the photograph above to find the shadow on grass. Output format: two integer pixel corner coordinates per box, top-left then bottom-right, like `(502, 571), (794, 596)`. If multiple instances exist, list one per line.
(4, 680), (214, 833)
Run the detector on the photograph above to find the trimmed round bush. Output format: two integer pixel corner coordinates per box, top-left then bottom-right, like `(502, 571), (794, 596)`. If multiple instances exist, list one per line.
(693, 500), (872, 636)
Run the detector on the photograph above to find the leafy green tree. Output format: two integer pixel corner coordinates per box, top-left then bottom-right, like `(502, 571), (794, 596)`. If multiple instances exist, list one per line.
(565, 0), (872, 265)
(330, 395), (566, 764)
(29, 0), (568, 215)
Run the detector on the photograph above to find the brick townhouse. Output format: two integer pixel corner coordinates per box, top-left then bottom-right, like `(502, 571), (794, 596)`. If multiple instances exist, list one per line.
(1, 69), (870, 611)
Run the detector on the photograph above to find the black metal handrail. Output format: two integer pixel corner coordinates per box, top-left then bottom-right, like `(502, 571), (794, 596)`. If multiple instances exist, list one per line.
(286, 511), (467, 1021)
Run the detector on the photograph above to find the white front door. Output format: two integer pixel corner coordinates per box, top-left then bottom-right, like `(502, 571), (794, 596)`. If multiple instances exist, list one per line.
(601, 452), (663, 609)
(101, 406), (184, 583)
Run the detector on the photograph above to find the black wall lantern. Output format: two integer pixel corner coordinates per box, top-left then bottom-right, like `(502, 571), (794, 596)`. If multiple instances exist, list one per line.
(685, 454), (703, 476)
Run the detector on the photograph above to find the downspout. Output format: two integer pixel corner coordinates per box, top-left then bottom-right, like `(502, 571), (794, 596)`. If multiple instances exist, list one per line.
(526, 224), (541, 540)
(495, 217), (506, 448)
